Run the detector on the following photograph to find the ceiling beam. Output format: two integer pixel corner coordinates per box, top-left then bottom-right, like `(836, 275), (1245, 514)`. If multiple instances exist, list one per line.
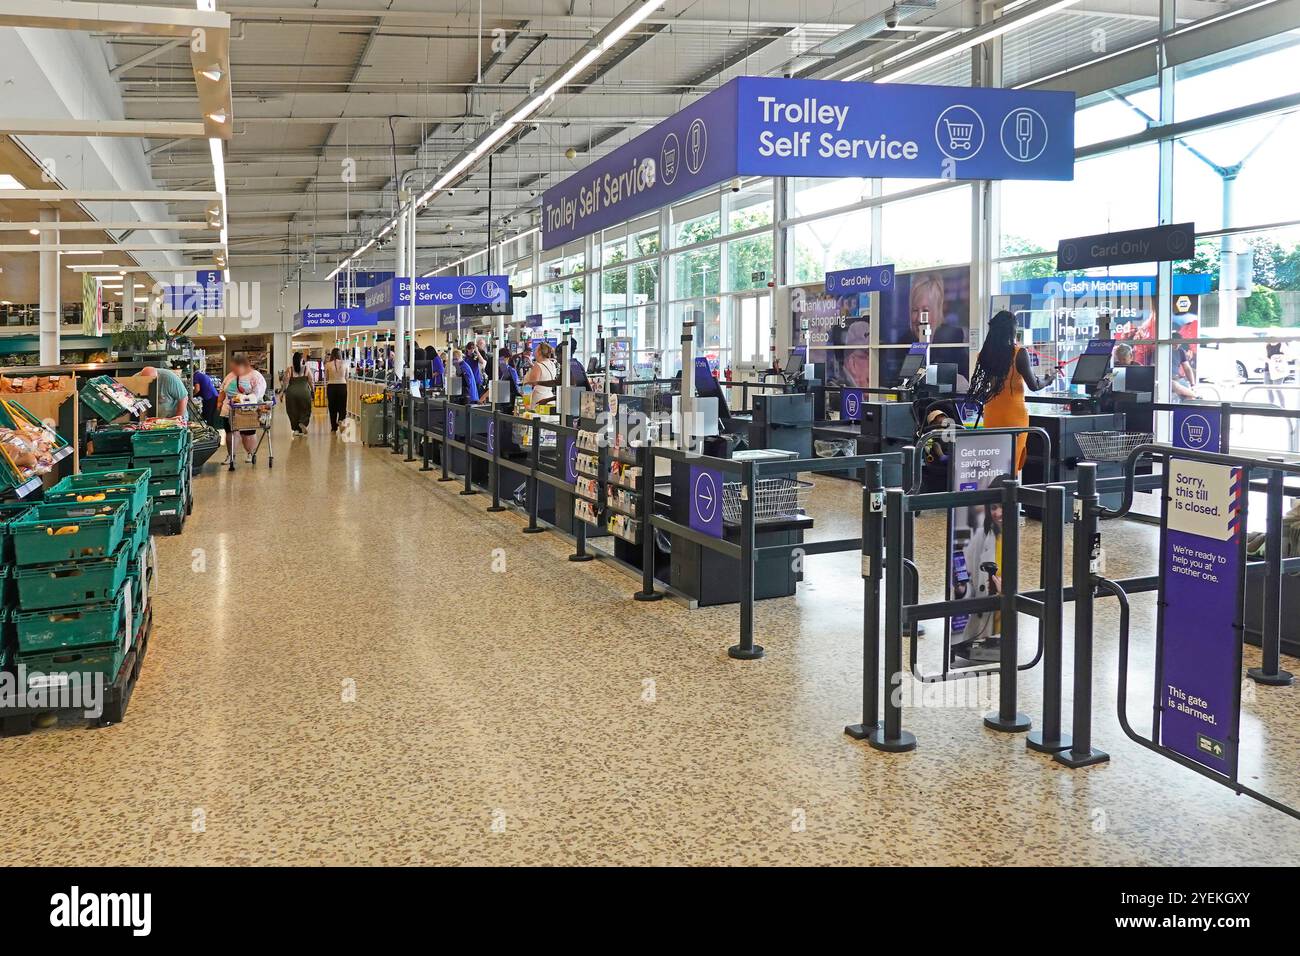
(109, 36), (187, 77)
(0, 221), (214, 231)
(0, 189), (220, 202)
(0, 118), (207, 138)
(3, 242), (225, 252)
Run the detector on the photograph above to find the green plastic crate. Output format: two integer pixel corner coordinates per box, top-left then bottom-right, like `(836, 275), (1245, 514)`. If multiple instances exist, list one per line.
(86, 427), (134, 455)
(133, 453), (186, 478)
(10, 500), (126, 566)
(46, 468), (150, 519)
(1, 501), (32, 564)
(79, 375), (143, 425)
(14, 587), (125, 654)
(125, 502), (153, 555)
(13, 541), (131, 611)
(80, 453), (134, 474)
(16, 640), (127, 689)
(131, 427), (190, 457)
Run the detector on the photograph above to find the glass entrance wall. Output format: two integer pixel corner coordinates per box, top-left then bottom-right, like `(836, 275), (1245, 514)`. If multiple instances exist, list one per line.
(418, 5), (1300, 455)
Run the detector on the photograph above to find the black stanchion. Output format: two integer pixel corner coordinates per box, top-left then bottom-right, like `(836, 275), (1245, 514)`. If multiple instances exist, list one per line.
(391, 385), (404, 454)
(571, 507), (594, 562)
(381, 390), (391, 449)
(984, 478), (1031, 733)
(1056, 462), (1110, 768)
(1027, 484), (1071, 752)
(487, 410), (505, 512)
(419, 392), (434, 471)
(633, 444), (662, 601)
(869, 488), (915, 752)
(523, 421), (545, 534)
(438, 406), (454, 482)
(404, 390), (416, 461)
(1248, 461), (1294, 686)
(728, 461), (764, 660)
(846, 459), (884, 740)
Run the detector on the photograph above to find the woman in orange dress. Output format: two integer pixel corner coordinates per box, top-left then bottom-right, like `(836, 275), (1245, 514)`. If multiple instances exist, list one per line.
(969, 311), (1062, 471)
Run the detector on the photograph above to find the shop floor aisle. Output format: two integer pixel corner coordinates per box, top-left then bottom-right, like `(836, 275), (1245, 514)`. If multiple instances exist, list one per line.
(0, 406), (1296, 867)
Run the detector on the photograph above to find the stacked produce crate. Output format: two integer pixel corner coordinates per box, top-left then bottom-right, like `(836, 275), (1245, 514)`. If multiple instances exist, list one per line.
(84, 423), (192, 535)
(0, 501), (34, 672)
(6, 493), (143, 695)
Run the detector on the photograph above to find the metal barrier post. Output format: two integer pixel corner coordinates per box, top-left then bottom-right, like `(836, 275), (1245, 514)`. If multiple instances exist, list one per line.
(381, 389), (391, 448)
(391, 386), (405, 454)
(523, 420), (545, 534)
(570, 492), (594, 562)
(728, 460), (764, 660)
(460, 417), (476, 495)
(487, 410), (505, 513)
(438, 406), (454, 482)
(1248, 461), (1294, 685)
(633, 445), (662, 601)
(419, 392), (434, 471)
(846, 460), (884, 740)
(1055, 462), (1110, 767)
(1027, 484), (1071, 752)
(404, 390), (416, 461)
(984, 478), (1031, 733)
(869, 488), (915, 752)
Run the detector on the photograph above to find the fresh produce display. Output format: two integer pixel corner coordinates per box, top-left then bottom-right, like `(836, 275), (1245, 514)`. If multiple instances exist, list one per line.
(0, 420), (59, 481)
(0, 375), (67, 394)
(79, 375), (150, 424)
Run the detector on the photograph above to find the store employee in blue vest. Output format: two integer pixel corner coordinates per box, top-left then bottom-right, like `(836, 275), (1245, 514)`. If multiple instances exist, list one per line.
(425, 345), (444, 388)
(452, 348), (479, 402)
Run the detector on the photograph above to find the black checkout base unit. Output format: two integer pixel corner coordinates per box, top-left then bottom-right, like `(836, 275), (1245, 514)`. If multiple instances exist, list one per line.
(666, 452), (810, 607)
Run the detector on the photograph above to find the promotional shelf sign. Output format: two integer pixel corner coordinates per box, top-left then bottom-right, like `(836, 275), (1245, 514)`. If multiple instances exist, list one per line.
(542, 77), (1075, 248)
(1158, 458), (1245, 775)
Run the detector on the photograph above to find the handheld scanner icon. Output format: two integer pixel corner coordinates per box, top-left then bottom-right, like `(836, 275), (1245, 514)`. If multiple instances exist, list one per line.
(689, 123), (701, 168)
(1016, 111), (1033, 159)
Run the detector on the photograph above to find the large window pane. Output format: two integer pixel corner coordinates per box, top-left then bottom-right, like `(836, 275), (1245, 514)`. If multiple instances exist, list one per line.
(791, 206), (872, 285)
(673, 245), (721, 298)
(726, 234), (774, 292)
(1172, 113), (1300, 231)
(1174, 32), (1300, 122)
(727, 179), (773, 232)
(791, 176), (870, 219)
(671, 192), (721, 247)
(881, 186), (972, 269)
(1000, 144), (1158, 257)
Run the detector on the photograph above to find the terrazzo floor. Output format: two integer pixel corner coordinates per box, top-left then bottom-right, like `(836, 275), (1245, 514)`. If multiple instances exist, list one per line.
(1, 408), (1298, 866)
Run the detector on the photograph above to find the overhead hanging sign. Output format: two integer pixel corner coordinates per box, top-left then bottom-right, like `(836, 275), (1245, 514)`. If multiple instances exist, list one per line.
(541, 76), (1075, 248)
(1158, 458), (1245, 775)
(1056, 223), (1196, 270)
(295, 307), (379, 330)
(364, 275), (510, 311)
(826, 264), (894, 295)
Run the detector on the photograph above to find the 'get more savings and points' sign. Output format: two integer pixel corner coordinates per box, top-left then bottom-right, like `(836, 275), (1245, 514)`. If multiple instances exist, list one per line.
(541, 76), (1075, 248)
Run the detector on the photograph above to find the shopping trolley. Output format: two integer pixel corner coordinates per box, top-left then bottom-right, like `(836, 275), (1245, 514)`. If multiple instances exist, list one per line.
(943, 119), (975, 151)
(225, 397), (277, 470)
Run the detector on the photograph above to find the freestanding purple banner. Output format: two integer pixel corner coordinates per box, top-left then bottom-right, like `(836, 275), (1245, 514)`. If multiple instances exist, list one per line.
(1158, 458), (1244, 775)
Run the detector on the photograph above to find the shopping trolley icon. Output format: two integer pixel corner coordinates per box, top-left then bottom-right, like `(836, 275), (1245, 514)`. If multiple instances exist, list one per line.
(1186, 423), (1206, 444)
(1179, 413), (1214, 449)
(944, 119), (976, 151)
(934, 106), (985, 161)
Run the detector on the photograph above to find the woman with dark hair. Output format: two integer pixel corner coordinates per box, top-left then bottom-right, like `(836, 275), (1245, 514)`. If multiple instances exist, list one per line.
(324, 347), (348, 433)
(281, 350), (314, 436)
(968, 310), (1061, 471)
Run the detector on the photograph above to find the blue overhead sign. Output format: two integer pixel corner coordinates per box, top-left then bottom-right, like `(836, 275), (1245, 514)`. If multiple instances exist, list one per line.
(295, 307), (378, 330)
(364, 275), (510, 311)
(541, 76), (1075, 248)
(1000, 274), (1214, 297)
(826, 264), (895, 295)
(163, 269), (222, 313)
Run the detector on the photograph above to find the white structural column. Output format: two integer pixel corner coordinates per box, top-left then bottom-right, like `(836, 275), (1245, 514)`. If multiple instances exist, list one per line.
(406, 199), (417, 371)
(38, 208), (59, 365)
(394, 203), (408, 379)
(125, 274), (136, 329)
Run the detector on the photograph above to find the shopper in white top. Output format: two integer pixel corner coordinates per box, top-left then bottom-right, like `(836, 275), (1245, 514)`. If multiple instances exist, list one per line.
(324, 348), (349, 433)
(219, 352), (268, 463)
(523, 340), (559, 406)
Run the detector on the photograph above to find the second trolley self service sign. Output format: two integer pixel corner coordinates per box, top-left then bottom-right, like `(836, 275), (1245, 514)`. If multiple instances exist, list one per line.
(1158, 457), (1246, 775)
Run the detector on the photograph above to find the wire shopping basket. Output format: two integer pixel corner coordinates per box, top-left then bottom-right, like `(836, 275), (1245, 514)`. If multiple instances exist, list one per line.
(814, 438), (857, 458)
(722, 477), (813, 525)
(1075, 431), (1153, 462)
(943, 119), (975, 150)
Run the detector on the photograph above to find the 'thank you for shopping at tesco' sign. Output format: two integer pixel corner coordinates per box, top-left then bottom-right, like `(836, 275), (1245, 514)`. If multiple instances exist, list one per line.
(541, 76), (1075, 248)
